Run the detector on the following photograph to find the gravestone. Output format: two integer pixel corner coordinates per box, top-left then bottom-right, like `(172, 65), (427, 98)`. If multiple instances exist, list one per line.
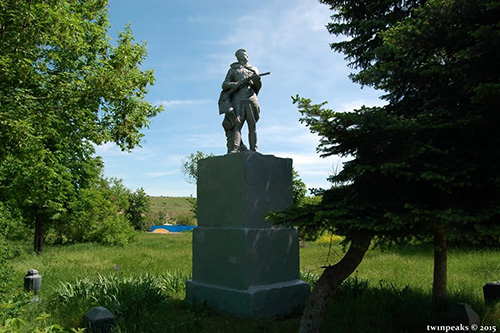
(24, 269), (42, 300)
(185, 152), (310, 319)
(442, 303), (481, 327)
(82, 306), (115, 333)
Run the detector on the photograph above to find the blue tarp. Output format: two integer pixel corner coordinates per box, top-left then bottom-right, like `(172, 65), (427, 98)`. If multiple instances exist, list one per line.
(150, 225), (197, 233)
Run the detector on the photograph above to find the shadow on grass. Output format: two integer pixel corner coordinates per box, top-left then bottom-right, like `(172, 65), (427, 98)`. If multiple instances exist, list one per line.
(322, 276), (500, 333)
(103, 298), (301, 333)
(116, 281), (499, 333)
(21, 272), (498, 332)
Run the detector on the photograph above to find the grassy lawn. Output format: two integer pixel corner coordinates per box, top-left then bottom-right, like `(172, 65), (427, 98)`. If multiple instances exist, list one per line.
(8, 232), (500, 332)
(11, 233), (192, 293)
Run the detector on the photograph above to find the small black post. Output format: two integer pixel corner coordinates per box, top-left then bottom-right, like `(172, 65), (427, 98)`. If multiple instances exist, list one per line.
(483, 282), (500, 304)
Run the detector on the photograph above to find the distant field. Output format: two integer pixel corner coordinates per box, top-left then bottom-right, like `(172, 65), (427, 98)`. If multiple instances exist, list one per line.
(148, 196), (195, 225)
(149, 196), (192, 215)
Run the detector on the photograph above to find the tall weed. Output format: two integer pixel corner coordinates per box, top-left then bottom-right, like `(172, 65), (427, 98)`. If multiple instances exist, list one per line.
(48, 272), (191, 330)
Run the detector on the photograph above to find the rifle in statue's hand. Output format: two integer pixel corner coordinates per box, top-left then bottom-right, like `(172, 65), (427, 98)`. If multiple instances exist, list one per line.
(232, 71), (271, 94)
(256, 71), (271, 77)
(218, 72), (270, 115)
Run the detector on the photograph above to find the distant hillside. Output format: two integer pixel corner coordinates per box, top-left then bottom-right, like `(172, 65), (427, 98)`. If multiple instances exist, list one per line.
(148, 196), (196, 225)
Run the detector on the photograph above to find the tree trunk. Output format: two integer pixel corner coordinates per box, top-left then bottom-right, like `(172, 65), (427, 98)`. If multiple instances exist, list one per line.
(432, 223), (447, 308)
(34, 211), (44, 253)
(299, 232), (373, 333)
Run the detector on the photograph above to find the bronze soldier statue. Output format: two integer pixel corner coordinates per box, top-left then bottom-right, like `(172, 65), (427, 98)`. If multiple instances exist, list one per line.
(218, 49), (269, 153)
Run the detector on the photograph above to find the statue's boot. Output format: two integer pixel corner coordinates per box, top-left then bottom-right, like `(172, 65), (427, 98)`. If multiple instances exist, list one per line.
(229, 128), (241, 154)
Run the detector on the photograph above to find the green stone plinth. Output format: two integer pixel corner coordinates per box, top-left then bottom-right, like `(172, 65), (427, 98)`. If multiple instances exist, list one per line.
(196, 152), (293, 228)
(186, 153), (310, 319)
(186, 279), (311, 319)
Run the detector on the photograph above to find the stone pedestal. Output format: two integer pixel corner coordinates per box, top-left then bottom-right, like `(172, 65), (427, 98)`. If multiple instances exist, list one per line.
(186, 153), (310, 319)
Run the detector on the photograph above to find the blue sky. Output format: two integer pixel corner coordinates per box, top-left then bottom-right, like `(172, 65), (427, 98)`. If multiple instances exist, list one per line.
(98, 0), (384, 197)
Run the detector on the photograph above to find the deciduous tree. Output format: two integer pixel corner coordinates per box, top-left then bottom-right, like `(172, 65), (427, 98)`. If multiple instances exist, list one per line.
(0, 0), (162, 252)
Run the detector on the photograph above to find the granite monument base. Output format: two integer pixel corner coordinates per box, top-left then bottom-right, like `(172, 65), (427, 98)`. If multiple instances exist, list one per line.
(185, 153), (310, 319)
(186, 279), (310, 319)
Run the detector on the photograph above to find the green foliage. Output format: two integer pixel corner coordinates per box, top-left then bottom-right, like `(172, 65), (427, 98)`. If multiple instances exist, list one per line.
(321, 0), (423, 80)
(49, 272), (190, 330)
(375, 0), (500, 246)
(279, 0), (500, 247)
(292, 169), (307, 205)
(181, 151), (215, 184)
(147, 196), (197, 226)
(172, 212), (197, 226)
(126, 188), (152, 231)
(0, 313), (84, 333)
(186, 195), (198, 218)
(0, 265), (29, 326)
(9, 233), (193, 295)
(2, 271), (190, 332)
(299, 268), (320, 288)
(0, 203), (29, 326)
(156, 210), (167, 222)
(54, 177), (135, 246)
(268, 195), (326, 241)
(0, 0), (163, 252)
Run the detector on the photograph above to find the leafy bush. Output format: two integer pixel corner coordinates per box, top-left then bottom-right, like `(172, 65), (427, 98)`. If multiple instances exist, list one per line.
(300, 268), (320, 288)
(127, 188), (151, 231)
(315, 233), (344, 245)
(0, 203), (30, 326)
(186, 195), (197, 218)
(50, 272), (191, 330)
(54, 178), (135, 246)
(173, 212), (196, 226)
(93, 213), (136, 246)
(161, 271), (192, 296)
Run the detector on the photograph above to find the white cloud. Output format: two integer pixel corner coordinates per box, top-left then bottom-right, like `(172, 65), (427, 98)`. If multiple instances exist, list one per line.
(158, 99), (211, 109)
(259, 123), (319, 145)
(159, 154), (190, 167)
(337, 97), (387, 112)
(206, 0), (334, 69)
(266, 146), (353, 190)
(145, 171), (178, 178)
(94, 142), (130, 157)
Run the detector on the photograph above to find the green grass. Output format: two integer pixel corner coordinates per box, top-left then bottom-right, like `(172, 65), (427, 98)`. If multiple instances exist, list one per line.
(307, 241), (500, 331)
(11, 233), (192, 293)
(301, 240), (500, 296)
(7, 232), (500, 332)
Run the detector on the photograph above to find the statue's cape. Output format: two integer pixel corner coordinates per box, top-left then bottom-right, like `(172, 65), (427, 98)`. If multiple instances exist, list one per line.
(218, 89), (232, 115)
